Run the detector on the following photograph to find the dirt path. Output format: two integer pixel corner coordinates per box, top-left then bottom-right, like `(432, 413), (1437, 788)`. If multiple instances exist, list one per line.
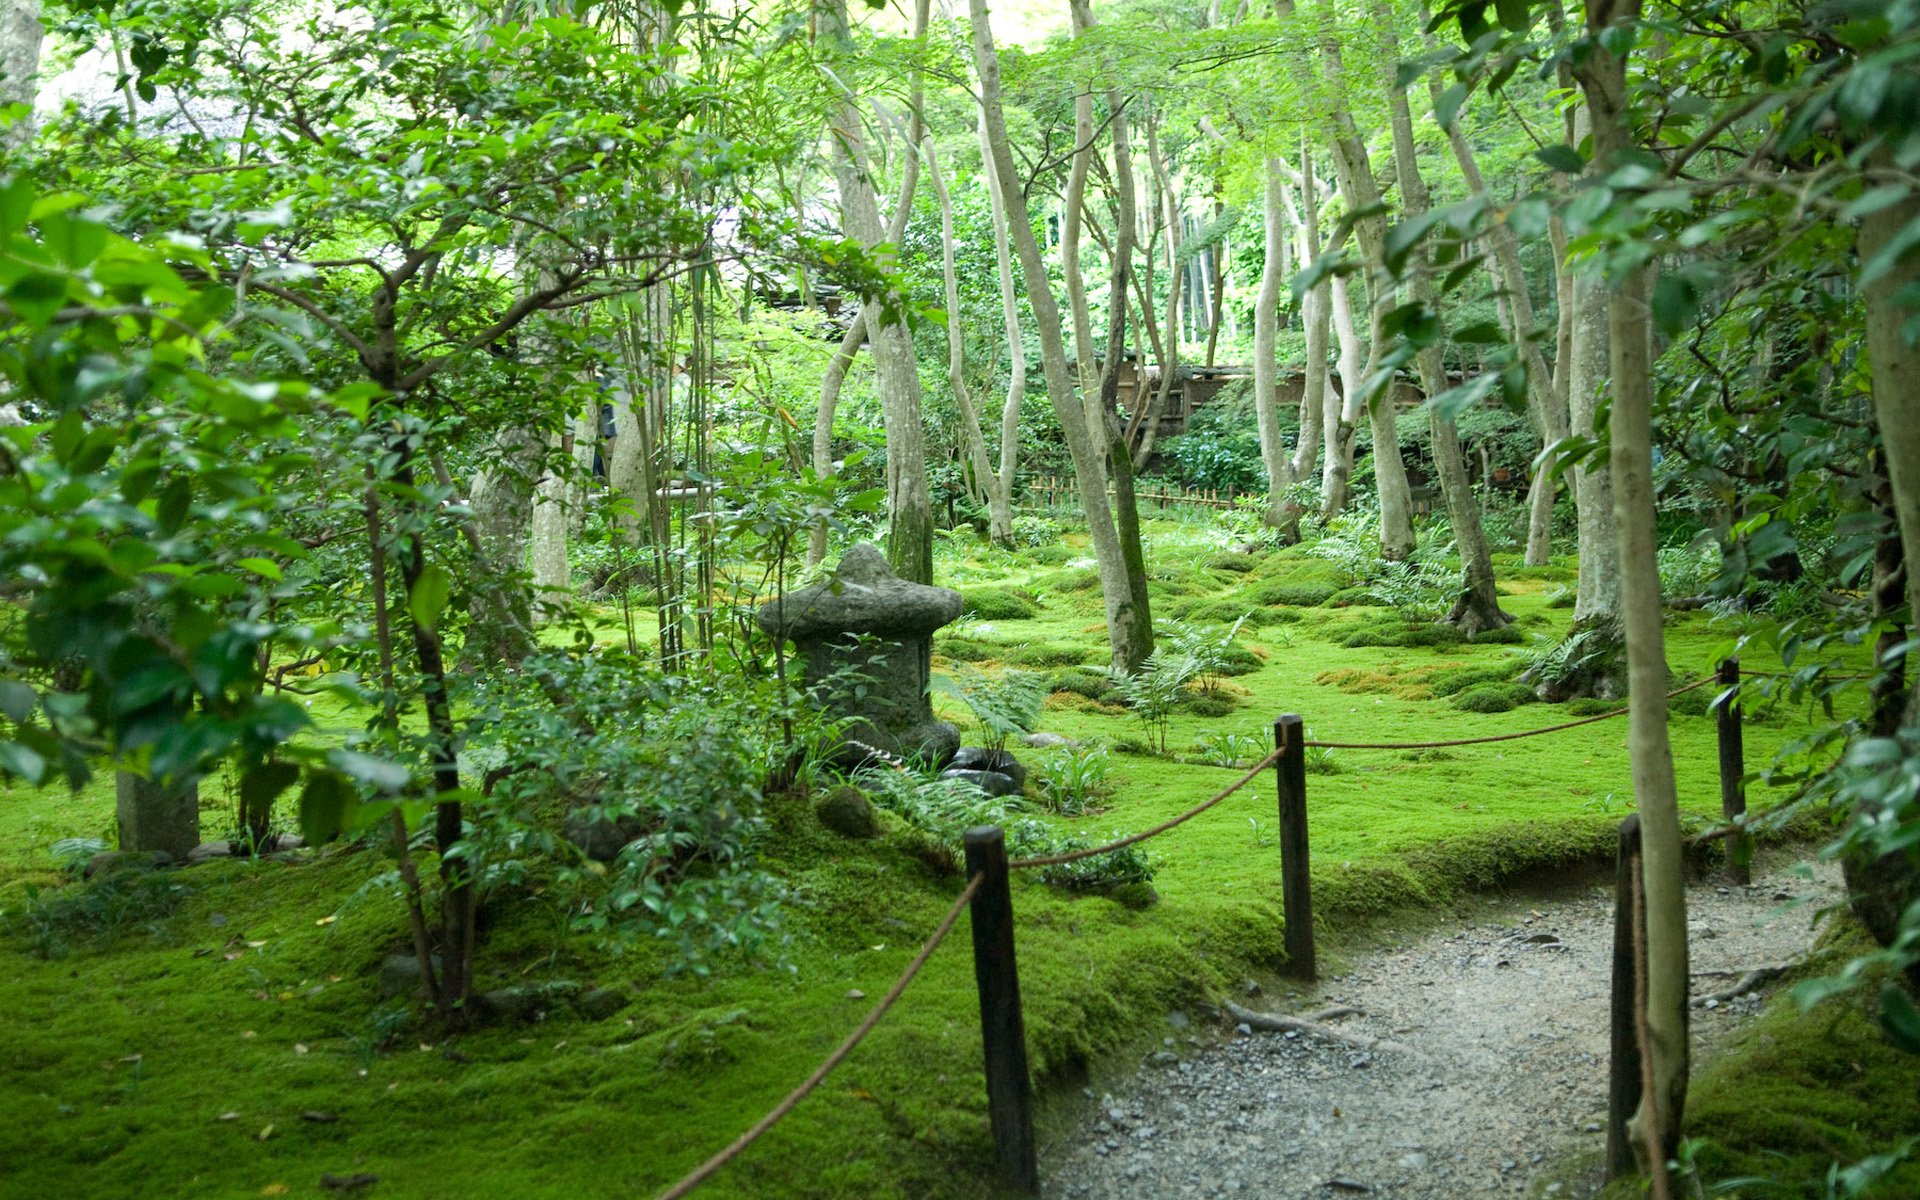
(1043, 852), (1841, 1200)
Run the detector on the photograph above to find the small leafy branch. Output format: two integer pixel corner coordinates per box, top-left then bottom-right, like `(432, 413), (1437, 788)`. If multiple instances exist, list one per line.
(1163, 614), (1251, 695)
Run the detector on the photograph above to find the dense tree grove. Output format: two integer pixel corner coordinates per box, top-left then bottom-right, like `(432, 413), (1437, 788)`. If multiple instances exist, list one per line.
(2, 0), (1918, 1193)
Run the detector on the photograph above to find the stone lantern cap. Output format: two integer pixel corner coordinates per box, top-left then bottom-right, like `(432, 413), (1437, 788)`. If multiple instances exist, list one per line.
(755, 543), (963, 643)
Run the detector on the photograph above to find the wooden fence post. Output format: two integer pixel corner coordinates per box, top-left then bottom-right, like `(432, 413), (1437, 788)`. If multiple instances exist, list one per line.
(963, 827), (1038, 1194)
(1274, 714), (1315, 978)
(1607, 814), (1643, 1180)
(1716, 657), (1750, 885)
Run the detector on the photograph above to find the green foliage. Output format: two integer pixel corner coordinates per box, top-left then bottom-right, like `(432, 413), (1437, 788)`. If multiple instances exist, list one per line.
(1159, 397), (1267, 492)
(1009, 643), (1090, 668)
(1033, 744), (1115, 816)
(1453, 684), (1520, 714)
(1192, 729), (1267, 769)
(1009, 820), (1156, 895)
(1113, 651), (1201, 755)
(1161, 614), (1253, 695)
(18, 870), (192, 960)
(1252, 579), (1339, 607)
(932, 666), (1047, 755)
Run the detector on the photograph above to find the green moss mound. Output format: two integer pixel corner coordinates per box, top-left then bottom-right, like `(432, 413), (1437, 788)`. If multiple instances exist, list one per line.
(960, 586), (1040, 620)
(1012, 643), (1090, 668)
(934, 636), (1000, 663)
(1250, 579), (1338, 608)
(1338, 621), (1469, 650)
(1454, 683), (1518, 713)
(1325, 586), (1387, 608)
(1033, 567), (1100, 593)
(1674, 922), (1920, 1199)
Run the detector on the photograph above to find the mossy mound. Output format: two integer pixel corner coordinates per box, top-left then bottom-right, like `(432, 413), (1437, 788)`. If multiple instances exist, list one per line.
(960, 586), (1041, 620)
(1206, 553), (1259, 573)
(934, 636), (1001, 663)
(1033, 567), (1100, 593)
(1215, 645), (1266, 677)
(1675, 920), (1920, 1198)
(1248, 579), (1338, 608)
(1325, 586), (1387, 608)
(1026, 544), (1076, 566)
(1338, 621), (1468, 650)
(1179, 693), (1240, 718)
(1011, 643), (1090, 668)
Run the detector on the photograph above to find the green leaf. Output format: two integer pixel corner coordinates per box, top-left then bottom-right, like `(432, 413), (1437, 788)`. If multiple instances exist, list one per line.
(241, 760), (302, 824)
(236, 557), (284, 581)
(1534, 145), (1586, 174)
(1880, 984), (1920, 1054)
(156, 476), (193, 535)
(1452, 320), (1506, 344)
(1434, 81), (1470, 131)
(0, 680), (35, 722)
(408, 564), (451, 633)
(1651, 272), (1701, 337)
(6, 271), (69, 328)
(327, 748), (411, 793)
(299, 769), (360, 846)
(0, 740), (48, 783)
(1493, 0), (1532, 33)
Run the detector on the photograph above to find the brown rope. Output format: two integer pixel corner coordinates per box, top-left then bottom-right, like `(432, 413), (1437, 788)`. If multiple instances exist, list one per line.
(1009, 747), (1283, 870)
(1738, 669), (1867, 682)
(651, 872), (985, 1200)
(1300, 677), (1717, 751)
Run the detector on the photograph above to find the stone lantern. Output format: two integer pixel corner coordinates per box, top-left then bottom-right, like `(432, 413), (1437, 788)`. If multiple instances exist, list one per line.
(756, 543), (963, 766)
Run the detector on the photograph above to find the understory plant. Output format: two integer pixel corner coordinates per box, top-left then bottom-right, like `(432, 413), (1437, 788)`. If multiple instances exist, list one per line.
(1114, 651), (1200, 754)
(933, 665), (1047, 755)
(1163, 614), (1252, 695)
(1033, 743), (1114, 815)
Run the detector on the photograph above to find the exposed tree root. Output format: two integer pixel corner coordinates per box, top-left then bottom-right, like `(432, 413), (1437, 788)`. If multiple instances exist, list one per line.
(1223, 1001), (1415, 1055)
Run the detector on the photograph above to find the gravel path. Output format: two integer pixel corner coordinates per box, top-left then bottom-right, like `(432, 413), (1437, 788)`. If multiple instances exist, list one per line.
(1044, 853), (1841, 1200)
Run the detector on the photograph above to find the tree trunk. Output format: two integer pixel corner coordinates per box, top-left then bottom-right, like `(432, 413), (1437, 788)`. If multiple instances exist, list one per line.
(1289, 148), (1329, 512)
(926, 136), (1010, 545)
(1860, 150), (1920, 724)
(1439, 91), (1571, 566)
(971, 0), (1151, 671)
(1322, 273), (1364, 518)
(467, 428), (540, 664)
(0, 0), (41, 148)
(1383, 10), (1507, 632)
(529, 427), (571, 611)
(823, 0), (931, 584)
(1583, 0), (1687, 1167)
(978, 105), (1028, 544)
(1253, 156), (1294, 528)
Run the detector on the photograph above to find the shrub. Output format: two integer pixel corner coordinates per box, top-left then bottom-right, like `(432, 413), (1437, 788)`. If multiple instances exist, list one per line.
(1216, 645), (1265, 677)
(1192, 729), (1267, 768)
(1026, 543), (1075, 565)
(1010, 819), (1156, 894)
(1011, 643), (1089, 668)
(1454, 684), (1517, 713)
(960, 586), (1041, 620)
(1009, 514), (1063, 548)
(1162, 615), (1254, 694)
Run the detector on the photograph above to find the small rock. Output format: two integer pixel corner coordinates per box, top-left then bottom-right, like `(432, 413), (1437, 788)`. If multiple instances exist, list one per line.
(1523, 932), (1560, 945)
(187, 841), (234, 865)
(1235, 1023), (1253, 1036)
(814, 786), (878, 839)
(1240, 978), (1261, 996)
(476, 986), (545, 1025)
(937, 768), (1022, 798)
(949, 748), (1028, 791)
(377, 953), (440, 1000)
(846, 989), (867, 1000)
(1582, 1122), (1603, 1134)
(1022, 732), (1077, 749)
(1148, 1051), (1179, 1067)
(575, 987), (626, 1021)
(1397, 1152), (1430, 1170)
(1167, 1010), (1190, 1030)
(1326, 1179), (1372, 1193)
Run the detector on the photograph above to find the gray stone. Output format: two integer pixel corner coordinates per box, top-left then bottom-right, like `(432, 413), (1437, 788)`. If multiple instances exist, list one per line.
(949, 748), (1027, 792)
(187, 841), (234, 865)
(755, 544), (964, 765)
(939, 768), (1021, 798)
(814, 785), (878, 839)
(116, 771), (200, 858)
(377, 952), (442, 1000)
(1022, 732), (1077, 749)
(83, 849), (174, 878)
(476, 986), (547, 1024)
(576, 987), (627, 1021)
(563, 806), (646, 863)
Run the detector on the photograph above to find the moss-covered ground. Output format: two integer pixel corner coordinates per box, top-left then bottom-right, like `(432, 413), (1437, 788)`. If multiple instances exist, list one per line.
(0, 514), (1897, 1199)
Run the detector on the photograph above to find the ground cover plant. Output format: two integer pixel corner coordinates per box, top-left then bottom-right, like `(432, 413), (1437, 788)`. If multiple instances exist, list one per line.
(2, 510), (1897, 1198)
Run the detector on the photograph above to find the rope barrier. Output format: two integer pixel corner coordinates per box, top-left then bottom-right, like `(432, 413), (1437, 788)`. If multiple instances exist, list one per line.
(651, 871), (986, 1200)
(1008, 747), (1283, 870)
(1299, 677), (1718, 751)
(1738, 668), (1869, 682)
